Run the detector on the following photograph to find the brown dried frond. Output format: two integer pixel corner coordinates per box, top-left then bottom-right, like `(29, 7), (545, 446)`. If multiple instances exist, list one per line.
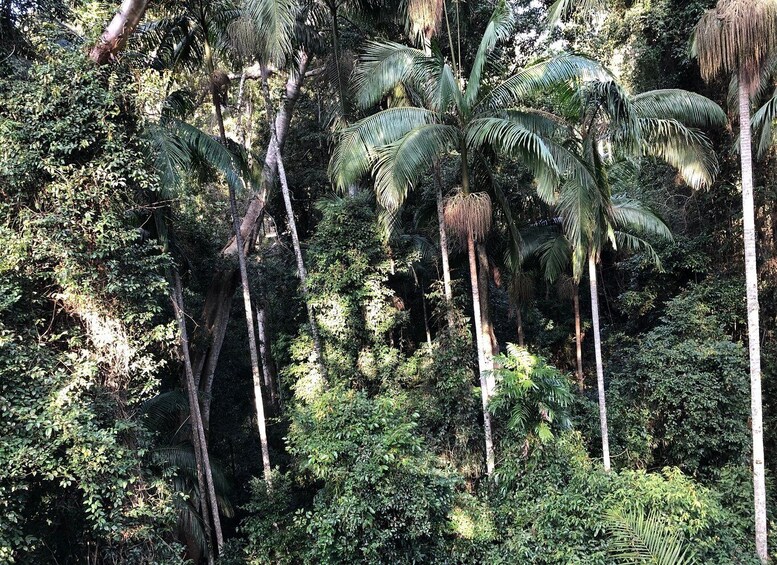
(443, 190), (493, 242)
(228, 16), (259, 60)
(408, 0), (444, 41)
(695, 0), (777, 89)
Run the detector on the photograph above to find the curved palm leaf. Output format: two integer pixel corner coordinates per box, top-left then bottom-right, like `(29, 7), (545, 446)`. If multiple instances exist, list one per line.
(463, 0), (514, 110)
(638, 117), (717, 189)
(466, 116), (558, 198)
(475, 55), (608, 114)
(243, 0), (297, 66)
(353, 40), (436, 109)
(751, 87), (777, 158)
(610, 195), (672, 241)
(373, 123), (459, 210)
(329, 107), (438, 191)
(605, 507), (695, 564)
(631, 89), (727, 128)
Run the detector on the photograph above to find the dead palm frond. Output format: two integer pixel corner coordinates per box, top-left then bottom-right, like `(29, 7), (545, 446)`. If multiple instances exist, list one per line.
(694, 0), (777, 89)
(443, 190), (492, 242)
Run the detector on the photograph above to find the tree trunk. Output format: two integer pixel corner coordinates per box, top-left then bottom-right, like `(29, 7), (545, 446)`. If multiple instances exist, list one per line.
(467, 232), (494, 476)
(260, 63), (327, 380)
(206, 41), (272, 484)
(421, 283), (432, 346)
(476, 242), (497, 395)
(573, 285), (584, 391)
(588, 252), (610, 472)
(256, 303), (279, 408)
(435, 168), (455, 330)
(739, 76), (767, 563)
(172, 272), (223, 561)
(89, 0), (150, 64)
(193, 54), (310, 427)
(515, 306), (525, 347)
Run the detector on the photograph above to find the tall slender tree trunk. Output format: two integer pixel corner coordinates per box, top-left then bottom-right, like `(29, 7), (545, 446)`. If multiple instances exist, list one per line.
(467, 232), (494, 476)
(89, 0), (150, 64)
(256, 303), (279, 407)
(260, 64), (327, 380)
(194, 54), (310, 428)
(172, 272), (223, 561)
(205, 41), (272, 484)
(476, 243), (497, 395)
(573, 285), (584, 391)
(435, 170), (455, 330)
(588, 252), (611, 471)
(738, 77), (767, 562)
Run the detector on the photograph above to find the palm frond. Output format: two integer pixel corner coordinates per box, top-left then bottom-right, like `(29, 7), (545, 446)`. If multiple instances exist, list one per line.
(475, 55), (607, 113)
(466, 117), (558, 199)
(752, 87), (777, 158)
(605, 507), (694, 564)
(614, 232), (662, 270)
(373, 123), (459, 210)
(638, 117), (718, 189)
(464, 0), (514, 109)
(243, 0), (298, 66)
(140, 391), (189, 432)
(610, 195), (673, 242)
(631, 89), (727, 129)
(546, 0), (608, 26)
(353, 40), (435, 109)
(540, 232), (572, 283)
(329, 107), (438, 192)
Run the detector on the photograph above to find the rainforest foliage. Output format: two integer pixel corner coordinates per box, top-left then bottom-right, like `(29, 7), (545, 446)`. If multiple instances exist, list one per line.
(1, 0), (776, 563)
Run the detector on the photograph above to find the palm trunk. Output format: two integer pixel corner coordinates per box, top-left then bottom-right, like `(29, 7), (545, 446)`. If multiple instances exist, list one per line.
(588, 252), (611, 471)
(476, 243), (497, 394)
(89, 0), (150, 64)
(468, 232), (495, 476)
(260, 64), (327, 380)
(172, 273), (222, 561)
(573, 285), (584, 391)
(739, 77), (767, 563)
(435, 168), (455, 330)
(205, 41), (272, 484)
(421, 283), (432, 346)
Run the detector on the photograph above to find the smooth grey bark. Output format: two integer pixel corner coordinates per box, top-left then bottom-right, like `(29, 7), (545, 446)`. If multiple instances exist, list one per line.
(738, 73), (767, 562)
(467, 232), (494, 476)
(588, 252), (611, 472)
(435, 170), (455, 330)
(573, 285), (584, 391)
(172, 273), (222, 561)
(515, 306), (525, 347)
(90, 0), (150, 64)
(476, 243), (497, 396)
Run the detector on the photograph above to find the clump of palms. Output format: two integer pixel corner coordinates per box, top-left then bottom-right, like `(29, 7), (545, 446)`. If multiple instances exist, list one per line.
(330, 0), (603, 475)
(535, 70), (725, 471)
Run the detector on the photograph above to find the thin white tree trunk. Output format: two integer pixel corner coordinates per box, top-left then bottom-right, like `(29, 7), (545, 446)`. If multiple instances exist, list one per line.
(256, 303), (279, 407)
(260, 65), (327, 380)
(588, 252), (610, 472)
(573, 285), (584, 391)
(205, 41), (272, 484)
(739, 77), (767, 562)
(172, 273), (222, 561)
(435, 171), (455, 329)
(467, 231), (494, 476)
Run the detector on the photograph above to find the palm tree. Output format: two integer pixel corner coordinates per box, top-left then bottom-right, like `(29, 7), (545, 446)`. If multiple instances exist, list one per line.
(545, 76), (724, 471)
(330, 1), (601, 475)
(694, 2), (777, 560)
